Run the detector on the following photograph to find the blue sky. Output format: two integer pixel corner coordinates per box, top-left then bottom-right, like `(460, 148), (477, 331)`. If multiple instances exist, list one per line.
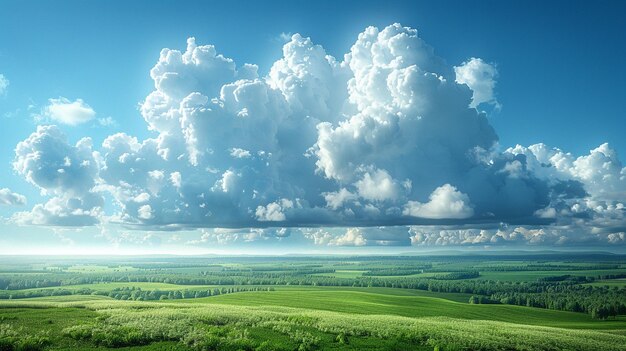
(0, 0), (625, 254)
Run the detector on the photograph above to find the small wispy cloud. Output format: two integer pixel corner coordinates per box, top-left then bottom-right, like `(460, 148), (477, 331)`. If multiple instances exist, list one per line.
(277, 32), (293, 42)
(97, 116), (118, 127)
(0, 188), (26, 206)
(0, 74), (9, 96)
(44, 97), (96, 125)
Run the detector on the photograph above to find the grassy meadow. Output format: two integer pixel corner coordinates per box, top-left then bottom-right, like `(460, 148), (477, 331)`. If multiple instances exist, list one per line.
(1, 253), (625, 350)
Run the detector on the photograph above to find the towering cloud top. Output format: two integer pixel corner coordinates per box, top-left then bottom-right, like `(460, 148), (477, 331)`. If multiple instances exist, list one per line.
(12, 24), (626, 246)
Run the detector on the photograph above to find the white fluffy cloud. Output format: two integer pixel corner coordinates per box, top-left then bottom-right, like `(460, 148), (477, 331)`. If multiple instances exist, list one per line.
(355, 169), (403, 202)
(501, 142), (626, 239)
(0, 74), (9, 96)
(45, 97), (96, 125)
(404, 184), (474, 219)
(0, 188), (26, 206)
(137, 205), (153, 220)
(14, 126), (97, 195)
(13, 126), (102, 225)
(256, 199), (293, 222)
(329, 228), (367, 246)
(454, 58), (499, 108)
(506, 143), (626, 201)
(10, 23), (626, 246)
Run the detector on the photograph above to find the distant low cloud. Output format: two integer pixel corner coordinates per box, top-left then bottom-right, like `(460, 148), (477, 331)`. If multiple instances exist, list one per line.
(0, 188), (26, 206)
(0, 74), (8, 96)
(182, 224), (626, 247)
(45, 97), (96, 125)
(10, 23), (626, 247)
(303, 226), (411, 247)
(408, 225), (626, 247)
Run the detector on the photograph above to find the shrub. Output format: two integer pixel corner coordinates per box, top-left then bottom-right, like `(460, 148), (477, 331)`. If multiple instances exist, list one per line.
(0, 325), (49, 351)
(255, 341), (280, 351)
(336, 332), (349, 345)
(14, 336), (50, 351)
(62, 325), (92, 340)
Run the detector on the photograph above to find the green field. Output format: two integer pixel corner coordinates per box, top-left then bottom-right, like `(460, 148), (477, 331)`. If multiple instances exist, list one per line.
(586, 279), (626, 287)
(311, 270), (367, 278)
(65, 265), (138, 273)
(179, 286), (626, 330)
(23, 281), (216, 292)
(1, 292), (625, 351)
(14, 284), (623, 330)
(477, 269), (626, 282)
(1, 254), (626, 350)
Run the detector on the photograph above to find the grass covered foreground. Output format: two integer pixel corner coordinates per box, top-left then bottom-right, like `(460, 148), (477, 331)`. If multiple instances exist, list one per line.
(1, 253), (626, 350)
(1, 294), (626, 351)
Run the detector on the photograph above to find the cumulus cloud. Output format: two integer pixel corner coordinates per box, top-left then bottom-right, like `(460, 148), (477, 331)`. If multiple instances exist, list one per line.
(454, 58), (499, 108)
(256, 199), (297, 222)
(14, 126), (97, 195)
(0, 74), (9, 96)
(45, 97), (96, 125)
(404, 184), (474, 219)
(330, 228), (367, 246)
(355, 169), (404, 202)
(13, 126), (102, 225)
(0, 188), (26, 206)
(137, 205), (153, 220)
(12, 194), (102, 226)
(229, 148), (251, 159)
(10, 23), (626, 247)
(506, 143), (626, 202)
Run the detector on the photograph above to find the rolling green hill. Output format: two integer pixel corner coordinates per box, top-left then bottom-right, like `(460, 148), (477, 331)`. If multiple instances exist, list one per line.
(179, 286), (626, 330)
(2, 295), (626, 351)
(1, 254), (625, 350)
